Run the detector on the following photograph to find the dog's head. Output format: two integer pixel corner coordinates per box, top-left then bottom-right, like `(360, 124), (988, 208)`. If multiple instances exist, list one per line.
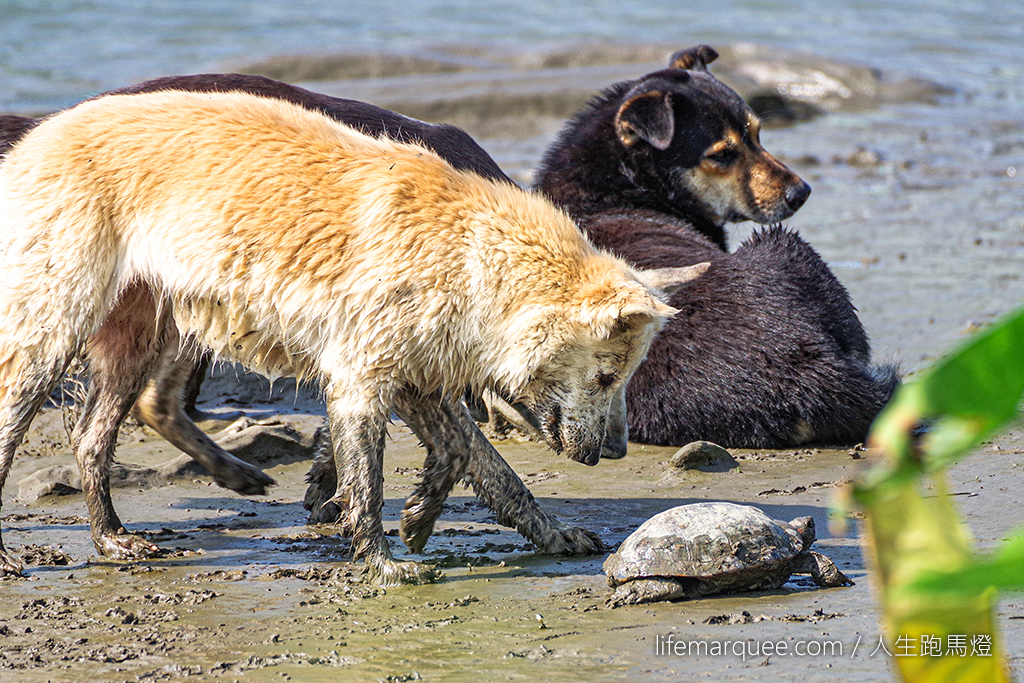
(612, 45), (810, 231)
(511, 261), (708, 466)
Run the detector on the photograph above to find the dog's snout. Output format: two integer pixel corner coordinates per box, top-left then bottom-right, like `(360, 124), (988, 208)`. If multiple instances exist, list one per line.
(572, 447), (603, 467)
(785, 181), (811, 212)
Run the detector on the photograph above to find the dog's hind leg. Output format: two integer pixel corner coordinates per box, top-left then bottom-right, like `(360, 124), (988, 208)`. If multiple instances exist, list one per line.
(131, 345), (275, 496)
(74, 284), (169, 560)
(395, 393), (606, 556)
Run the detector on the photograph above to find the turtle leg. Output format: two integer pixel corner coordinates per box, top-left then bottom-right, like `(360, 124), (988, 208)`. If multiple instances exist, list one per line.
(792, 550), (854, 588)
(607, 578), (693, 607)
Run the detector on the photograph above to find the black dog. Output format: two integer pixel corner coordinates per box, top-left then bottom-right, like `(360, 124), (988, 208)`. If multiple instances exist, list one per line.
(535, 46), (898, 447)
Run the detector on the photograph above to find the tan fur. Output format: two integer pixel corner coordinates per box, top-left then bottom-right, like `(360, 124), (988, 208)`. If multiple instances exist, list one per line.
(0, 90), (683, 580)
(677, 112), (801, 226)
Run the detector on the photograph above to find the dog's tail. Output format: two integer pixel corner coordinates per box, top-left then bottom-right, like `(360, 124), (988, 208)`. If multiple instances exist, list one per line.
(869, 361), (902, 401)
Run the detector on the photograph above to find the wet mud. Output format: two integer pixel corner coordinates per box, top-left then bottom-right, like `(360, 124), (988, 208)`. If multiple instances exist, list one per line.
(5, 379), (1022, 681)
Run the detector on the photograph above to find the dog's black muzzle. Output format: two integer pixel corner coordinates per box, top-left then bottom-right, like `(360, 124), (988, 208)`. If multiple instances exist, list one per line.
(785, 180), (811, 213)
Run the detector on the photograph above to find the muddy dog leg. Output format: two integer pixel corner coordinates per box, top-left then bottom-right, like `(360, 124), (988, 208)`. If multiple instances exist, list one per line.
(73, 285), (169, 560)
(132, 344), (275, 496)
(0, 355), (77, 575)
(305, 391), (605, 556)
(325, 387), (439, 586)
(392, 391), (474, 552)
(302, 392), (464, 533)
(397, 394), (605, 556)
(303, 427), (345, 526)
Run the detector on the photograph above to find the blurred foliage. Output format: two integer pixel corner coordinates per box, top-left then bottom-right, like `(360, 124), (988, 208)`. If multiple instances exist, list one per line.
(849, 306), (1024, 682)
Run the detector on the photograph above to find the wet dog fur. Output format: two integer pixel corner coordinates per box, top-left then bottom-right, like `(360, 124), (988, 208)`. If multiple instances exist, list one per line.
(0, 90), (703, 579)
(534, 45), (899, 447)
(1, 75), (639, 570)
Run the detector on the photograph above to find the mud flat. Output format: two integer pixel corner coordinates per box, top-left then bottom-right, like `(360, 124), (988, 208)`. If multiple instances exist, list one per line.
(2, 44), (1023, 682)
(4, 368), (1023, 682)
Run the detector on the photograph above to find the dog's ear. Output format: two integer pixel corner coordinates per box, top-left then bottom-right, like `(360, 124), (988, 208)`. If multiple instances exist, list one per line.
(614, 85), (675, 151)
(669, 45), (719, 72)
(636, 262), (710, 298)
(575, 279), (679, 339)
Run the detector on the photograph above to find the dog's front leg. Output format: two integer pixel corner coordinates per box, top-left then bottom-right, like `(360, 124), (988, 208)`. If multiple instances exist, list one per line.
(392, 390), (474, 553)
(326, 389), (439, 586)
(396, 394), (606, 556)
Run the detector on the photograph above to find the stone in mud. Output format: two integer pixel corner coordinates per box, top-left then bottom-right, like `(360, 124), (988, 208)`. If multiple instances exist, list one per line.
(837, 145), (885, 167)
(212, 418), (316, 466)
(17, 461), (199, 503)
(669, 441), (738, 471)
(17, 465), (82, 502)
(16, 418), (308, 503)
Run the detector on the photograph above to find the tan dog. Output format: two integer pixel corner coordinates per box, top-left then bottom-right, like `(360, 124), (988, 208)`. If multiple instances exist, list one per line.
(0, 90), (702, 582)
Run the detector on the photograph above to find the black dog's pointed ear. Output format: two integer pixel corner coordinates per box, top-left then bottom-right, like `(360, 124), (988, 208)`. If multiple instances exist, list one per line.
(614, 87), (675, 150)
(669, 45), (719, 72)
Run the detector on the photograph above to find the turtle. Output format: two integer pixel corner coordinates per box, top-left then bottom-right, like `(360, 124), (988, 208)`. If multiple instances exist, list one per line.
(603, 502), (853, 606)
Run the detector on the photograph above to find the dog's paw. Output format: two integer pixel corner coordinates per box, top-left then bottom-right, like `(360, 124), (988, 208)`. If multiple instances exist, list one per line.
(398, 494), (440, 554)
(0, 546), (26, 577)
(304, 483), (352, 531)
(532, 526), (606, 556)
(213, 460), (276, 496)
(308, 502), (352, 534)
(366, 558), (441, 587)
(96, 531), (160, 561)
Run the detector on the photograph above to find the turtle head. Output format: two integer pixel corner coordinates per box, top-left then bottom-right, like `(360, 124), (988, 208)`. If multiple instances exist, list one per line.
(789, 516), (816, 550)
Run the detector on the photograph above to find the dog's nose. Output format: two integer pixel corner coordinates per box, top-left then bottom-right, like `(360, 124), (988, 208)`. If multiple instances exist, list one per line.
(785, 181), (811, 212)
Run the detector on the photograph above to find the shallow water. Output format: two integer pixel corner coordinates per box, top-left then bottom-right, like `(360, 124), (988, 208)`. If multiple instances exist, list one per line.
(2, 0), (1022, 113)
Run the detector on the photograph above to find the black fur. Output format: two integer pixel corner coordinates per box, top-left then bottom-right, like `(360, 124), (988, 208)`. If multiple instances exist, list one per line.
(0, 115), (39, 153)
(536, 68), (753, 250)
(535, 49), (899, 448)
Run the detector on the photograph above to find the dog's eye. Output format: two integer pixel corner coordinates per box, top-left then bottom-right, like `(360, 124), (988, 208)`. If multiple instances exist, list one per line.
(705, 148), (739, 165)
(596, 372), (618, 388)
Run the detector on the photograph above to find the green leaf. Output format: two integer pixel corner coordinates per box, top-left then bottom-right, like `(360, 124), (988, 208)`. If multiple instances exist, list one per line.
(910, 529), (1024, 595)
(870, 306), (1024, 472)
(853, 304), (1024, 683)
(859, 478), (1011, 683)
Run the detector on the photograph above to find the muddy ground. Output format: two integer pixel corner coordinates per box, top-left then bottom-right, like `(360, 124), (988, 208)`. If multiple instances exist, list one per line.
(4, 371), (1022, 682)
(2, 44), (1023, 682)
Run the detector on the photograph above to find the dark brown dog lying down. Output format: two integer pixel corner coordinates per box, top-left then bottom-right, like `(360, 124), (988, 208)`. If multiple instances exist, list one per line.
(533, 45), (899, 447)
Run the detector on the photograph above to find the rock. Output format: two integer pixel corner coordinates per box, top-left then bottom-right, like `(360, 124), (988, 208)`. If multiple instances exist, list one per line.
(212, 418), (316, 465)
(669, 441), (738, 471)
(17, 461), (200, 503)
(154, 454), (211, 480)
(18, 466), (83, 502)
(835, 145), (884, 167)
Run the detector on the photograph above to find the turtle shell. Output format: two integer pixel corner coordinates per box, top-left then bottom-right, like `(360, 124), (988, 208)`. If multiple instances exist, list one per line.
(604, 502), (809, 588)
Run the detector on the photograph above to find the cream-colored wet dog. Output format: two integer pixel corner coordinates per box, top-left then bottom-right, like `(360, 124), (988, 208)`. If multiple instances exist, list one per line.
(0, 90), (703, 582)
